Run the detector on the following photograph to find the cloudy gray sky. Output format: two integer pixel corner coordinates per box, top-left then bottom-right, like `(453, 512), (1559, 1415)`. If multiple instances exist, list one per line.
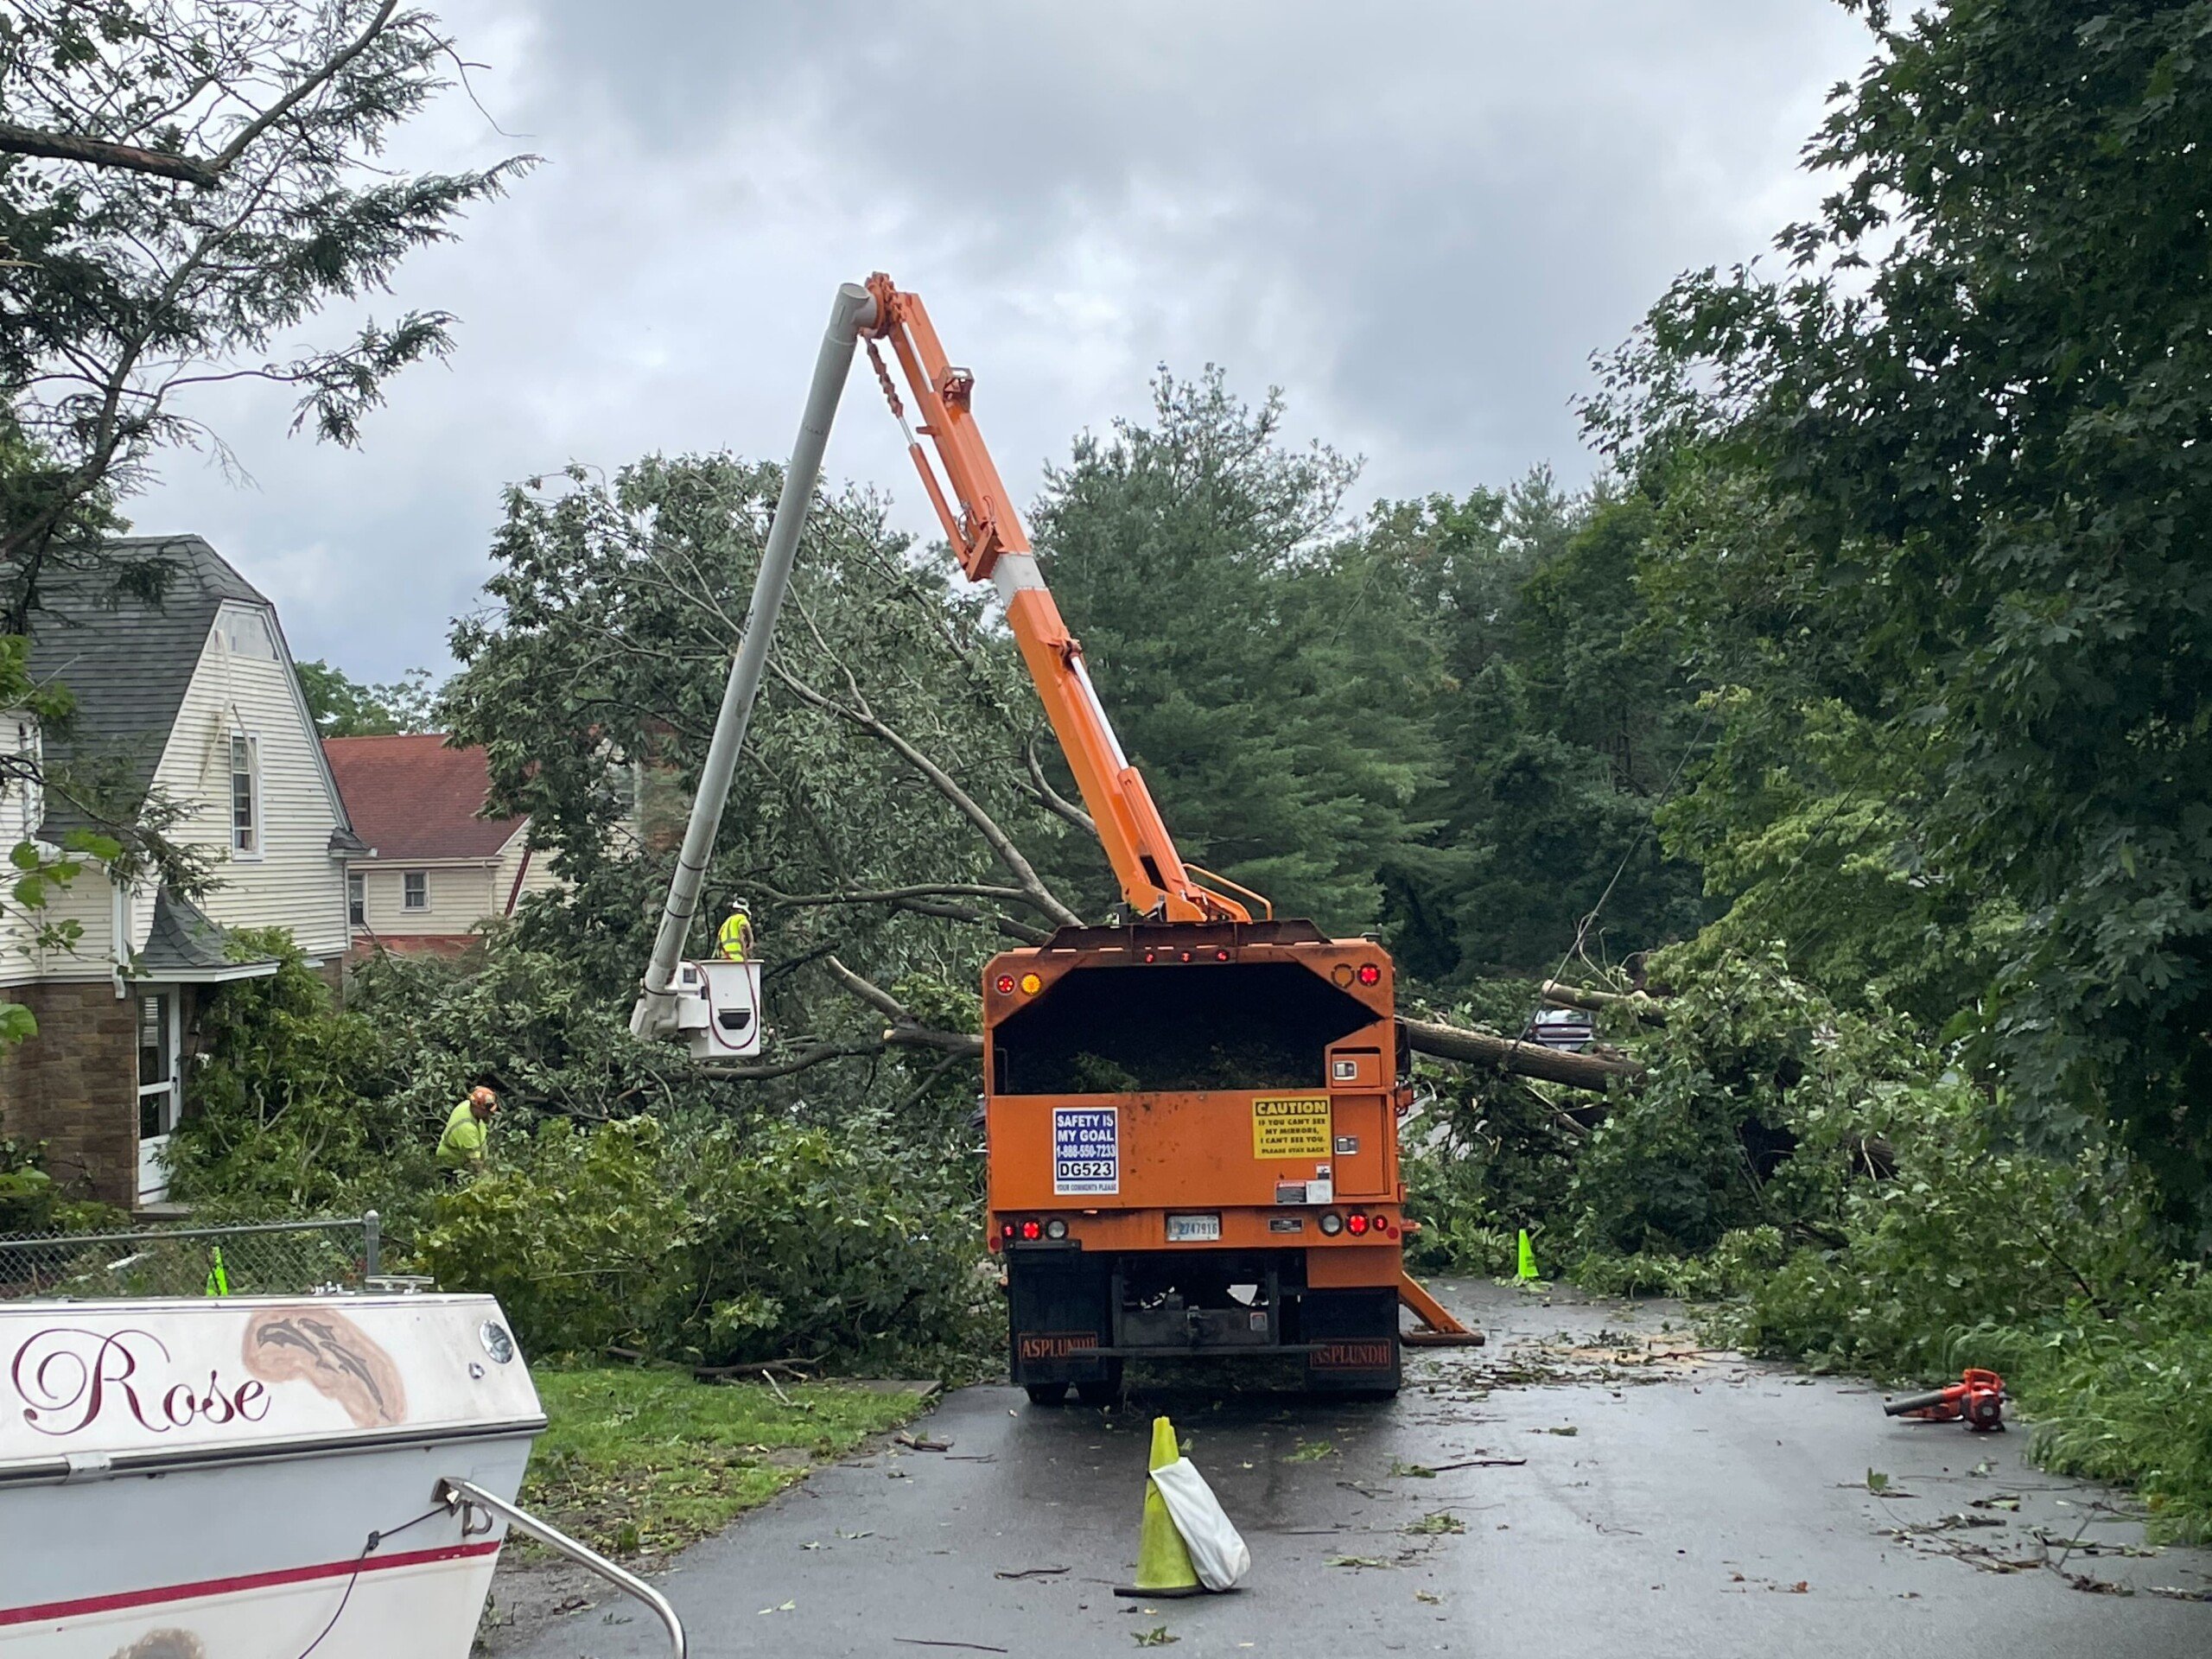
(135, 1), (1873, 683)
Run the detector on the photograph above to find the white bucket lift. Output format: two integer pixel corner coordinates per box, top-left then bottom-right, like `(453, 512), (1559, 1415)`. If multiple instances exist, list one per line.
(673, 958), (763, 1059)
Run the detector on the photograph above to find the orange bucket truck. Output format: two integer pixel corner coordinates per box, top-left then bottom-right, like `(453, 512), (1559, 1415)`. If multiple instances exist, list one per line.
(632, 277), (1478, 1406)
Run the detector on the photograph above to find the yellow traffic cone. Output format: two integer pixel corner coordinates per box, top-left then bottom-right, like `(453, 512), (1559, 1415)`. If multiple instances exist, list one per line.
(1113, 1414), (1204, 1599)
(1516, 1229), (1539, 1283)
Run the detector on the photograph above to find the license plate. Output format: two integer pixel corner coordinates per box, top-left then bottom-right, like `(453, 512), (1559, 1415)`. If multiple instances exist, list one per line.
(1166, 1213), (1222, 1243)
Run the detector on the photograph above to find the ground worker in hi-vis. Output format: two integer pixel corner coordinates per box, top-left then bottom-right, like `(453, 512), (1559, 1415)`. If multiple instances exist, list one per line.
(716, 900), (755, 962)
(436, 1086), (499, 1179)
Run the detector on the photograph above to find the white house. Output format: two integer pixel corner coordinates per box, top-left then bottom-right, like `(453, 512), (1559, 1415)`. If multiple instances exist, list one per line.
(0, 536), (364, 1209)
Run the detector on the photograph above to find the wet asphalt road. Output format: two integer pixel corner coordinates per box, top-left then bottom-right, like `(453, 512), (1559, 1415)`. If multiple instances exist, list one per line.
(490, 1279), (2210, 1658)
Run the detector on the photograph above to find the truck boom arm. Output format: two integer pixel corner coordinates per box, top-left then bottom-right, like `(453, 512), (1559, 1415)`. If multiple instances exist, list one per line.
(861, 273), (1254, 925)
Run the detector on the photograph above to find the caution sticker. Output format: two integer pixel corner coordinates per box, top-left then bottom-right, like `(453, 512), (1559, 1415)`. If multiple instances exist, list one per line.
(1252, 1094), (1332, 1160)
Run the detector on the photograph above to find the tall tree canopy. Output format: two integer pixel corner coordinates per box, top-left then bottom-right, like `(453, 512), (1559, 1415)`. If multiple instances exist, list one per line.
(0, 0), (530, 626)
(1589, 0), (2212, 1232)
(443, 454), (1080, 1077)
(1032, 370), (1438, 932)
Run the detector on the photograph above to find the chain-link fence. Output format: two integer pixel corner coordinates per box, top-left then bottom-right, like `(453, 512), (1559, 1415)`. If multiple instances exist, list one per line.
(0, 1214), (384, 1300)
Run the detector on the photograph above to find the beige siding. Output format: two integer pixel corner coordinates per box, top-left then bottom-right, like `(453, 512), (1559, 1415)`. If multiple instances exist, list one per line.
(152, 611), (350, 959)
(493, 825), (563, 914)
(349, 823), (562, 944)
(353, 860), (499, 939)
(0, 861), (138, 985)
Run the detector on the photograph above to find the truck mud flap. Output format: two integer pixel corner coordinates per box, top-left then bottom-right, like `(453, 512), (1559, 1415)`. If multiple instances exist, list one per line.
(1300, 1287), (1402, 1393)
(1007, 1255), (1113, 1385)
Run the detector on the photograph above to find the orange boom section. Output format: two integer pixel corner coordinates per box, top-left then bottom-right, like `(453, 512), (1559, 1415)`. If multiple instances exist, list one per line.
(861, 274), (1250, 925)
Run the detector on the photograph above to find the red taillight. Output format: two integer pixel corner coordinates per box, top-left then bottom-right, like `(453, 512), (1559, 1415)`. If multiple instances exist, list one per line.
(1143, 950), (1159, 963)
(1357, 963), (1382, 986)
(995, 974), (1017, 995)
(1346, 1212), (1370, 1236)
(1020, 1219), (1043, 1241)
(1214, 948), (1230, 962)
(1179, 950), (1193, 963)
(1001, 1221), (1016, 1240)
(1370, 1214), (1389, 1234)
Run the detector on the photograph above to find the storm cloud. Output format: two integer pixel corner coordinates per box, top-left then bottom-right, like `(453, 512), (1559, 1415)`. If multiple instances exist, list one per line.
(131, 1), (1872, 680)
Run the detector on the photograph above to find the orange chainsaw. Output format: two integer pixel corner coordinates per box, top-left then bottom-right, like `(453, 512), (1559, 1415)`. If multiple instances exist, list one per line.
(1883, 1367), (2006, 1431)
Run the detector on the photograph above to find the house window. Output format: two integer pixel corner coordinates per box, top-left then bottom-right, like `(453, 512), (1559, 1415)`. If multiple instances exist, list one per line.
(348, 872), (365, 925)
(230, 731), (259, 855)
(137, 992), (176, 1141)
(404, 871), (428, 911)
(218, 607), (278, 659)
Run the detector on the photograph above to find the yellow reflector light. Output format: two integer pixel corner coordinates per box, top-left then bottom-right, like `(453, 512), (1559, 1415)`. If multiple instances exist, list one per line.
(1331, 963), (1355, 987)
(1019, 972), (1042, 995)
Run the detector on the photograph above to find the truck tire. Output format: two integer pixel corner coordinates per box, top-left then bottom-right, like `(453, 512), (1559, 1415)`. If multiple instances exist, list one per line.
(1075, 1362), (1125, 1407)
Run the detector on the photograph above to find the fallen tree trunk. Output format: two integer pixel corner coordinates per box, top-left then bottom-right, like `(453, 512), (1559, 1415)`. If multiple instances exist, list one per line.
(1540, 980), (1669, 1026)
(1403, 1018), (1643, 1090)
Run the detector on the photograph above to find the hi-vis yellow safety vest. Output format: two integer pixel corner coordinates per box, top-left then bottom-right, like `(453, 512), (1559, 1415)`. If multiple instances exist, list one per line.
(717, 912), (753, 960)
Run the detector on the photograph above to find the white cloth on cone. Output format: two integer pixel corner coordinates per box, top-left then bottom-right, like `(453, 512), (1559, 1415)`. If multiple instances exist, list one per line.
(1148, 1457), (1251, 1591)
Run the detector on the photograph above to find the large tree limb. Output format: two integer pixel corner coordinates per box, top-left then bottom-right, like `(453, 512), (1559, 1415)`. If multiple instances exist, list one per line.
(1404, 1018), (1643, 1090)
(773, 881), (1040, 909)
(827, 955), (985, 1057)
(0, 3), (401, 188)
(0, 122), (217, 185)
(770, 659), (1081, 928)
(1024, 731), (1096, 836)
(758, 880), (1049, 944)
(824, 955), (909, 1021)
(1541, 979), (1669, 1026)
(887, 896), (1048, 945)
(696, 1037), (899, 1082)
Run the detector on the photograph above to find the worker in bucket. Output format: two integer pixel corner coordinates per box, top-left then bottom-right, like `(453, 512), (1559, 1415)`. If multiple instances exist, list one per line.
(436, 1085), (499, 1179)
(716, 899), (755, 962)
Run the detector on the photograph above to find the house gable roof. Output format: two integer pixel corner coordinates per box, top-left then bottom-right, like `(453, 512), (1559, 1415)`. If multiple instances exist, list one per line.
(322, 734), (525, 861)
(26, 537), (264, 821)
(24, 535), (361, 850)
(135, 887), (279, 984)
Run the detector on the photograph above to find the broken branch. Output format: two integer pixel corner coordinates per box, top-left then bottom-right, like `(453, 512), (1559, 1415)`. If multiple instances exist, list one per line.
(1404, 1018), (1642, 1090)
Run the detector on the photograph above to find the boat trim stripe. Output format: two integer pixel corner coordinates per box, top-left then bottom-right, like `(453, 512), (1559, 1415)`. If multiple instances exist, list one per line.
(0, 1540), (503, 1627)
(0, 1416), (547, 1487)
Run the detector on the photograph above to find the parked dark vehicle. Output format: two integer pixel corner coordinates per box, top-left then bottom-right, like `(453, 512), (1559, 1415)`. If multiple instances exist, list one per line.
(1524, 1008), (1595, 1052)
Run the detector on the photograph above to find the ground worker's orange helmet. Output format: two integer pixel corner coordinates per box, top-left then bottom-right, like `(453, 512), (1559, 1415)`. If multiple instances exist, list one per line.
(470, 1086), (498, 1109)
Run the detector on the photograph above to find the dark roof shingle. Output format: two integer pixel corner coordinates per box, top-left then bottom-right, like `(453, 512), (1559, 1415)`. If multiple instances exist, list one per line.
(27, 536), (270, 832)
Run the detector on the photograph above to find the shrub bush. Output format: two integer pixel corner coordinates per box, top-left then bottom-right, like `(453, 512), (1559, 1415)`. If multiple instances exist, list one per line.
(412, 1113), (993, 1373)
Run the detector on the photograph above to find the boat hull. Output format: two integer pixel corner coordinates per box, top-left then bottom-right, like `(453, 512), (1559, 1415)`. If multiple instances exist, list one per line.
(0, 1294), (543, 1658)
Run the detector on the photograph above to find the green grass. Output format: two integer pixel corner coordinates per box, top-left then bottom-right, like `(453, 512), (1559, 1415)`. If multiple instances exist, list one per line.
(520, 1367), (931, 1556)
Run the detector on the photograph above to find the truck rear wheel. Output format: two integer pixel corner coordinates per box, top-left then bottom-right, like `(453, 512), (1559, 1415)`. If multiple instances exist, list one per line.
(1074, 1362), (1124, 1407)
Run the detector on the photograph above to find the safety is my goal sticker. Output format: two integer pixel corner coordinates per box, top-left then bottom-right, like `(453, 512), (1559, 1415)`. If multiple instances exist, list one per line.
(1053, 1106), (1119, 1195)
(1252, 1095), (1332, 1159)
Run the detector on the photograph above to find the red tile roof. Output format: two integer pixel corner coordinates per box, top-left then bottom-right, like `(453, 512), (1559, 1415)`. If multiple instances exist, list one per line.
(322, 734), (524, 861)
